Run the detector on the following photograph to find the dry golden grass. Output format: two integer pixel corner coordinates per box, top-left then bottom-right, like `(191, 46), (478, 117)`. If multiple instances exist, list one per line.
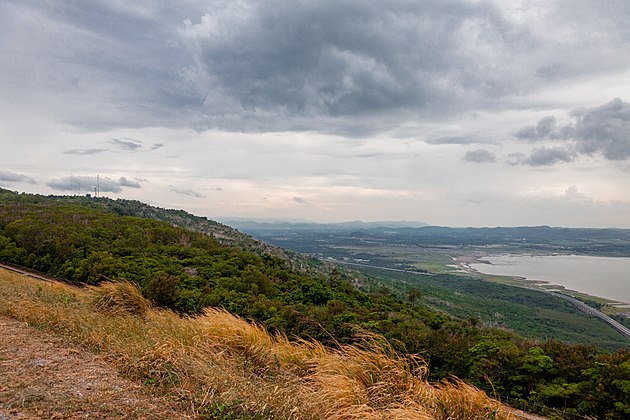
(0, 268), (515, 419)
(92, 281), (150, 317)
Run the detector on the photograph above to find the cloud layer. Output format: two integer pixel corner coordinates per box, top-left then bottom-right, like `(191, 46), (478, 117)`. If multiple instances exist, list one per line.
(513, 98), (630, 165)
(0, 0), (583, 135)
(47, 176), (142, 194)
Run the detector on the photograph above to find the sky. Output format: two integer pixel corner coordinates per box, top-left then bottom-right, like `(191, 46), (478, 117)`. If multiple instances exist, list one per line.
(1, 0), (629, 227)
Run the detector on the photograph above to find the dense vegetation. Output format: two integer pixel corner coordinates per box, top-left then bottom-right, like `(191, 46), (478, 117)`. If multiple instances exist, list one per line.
(0, 188), (629, 418)
(357, 267), (629, 349)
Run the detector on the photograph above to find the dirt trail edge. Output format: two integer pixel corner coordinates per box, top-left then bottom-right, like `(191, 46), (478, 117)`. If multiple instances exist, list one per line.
(0, 316), (193, 419)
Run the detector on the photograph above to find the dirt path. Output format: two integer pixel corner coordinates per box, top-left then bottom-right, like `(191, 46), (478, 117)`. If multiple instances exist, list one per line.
(0, 317), (193, 419)
(510, 409), (548, 420)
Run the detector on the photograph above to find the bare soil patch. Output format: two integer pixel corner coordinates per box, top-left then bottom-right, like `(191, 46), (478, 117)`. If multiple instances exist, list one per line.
(0, 316), (192, 419)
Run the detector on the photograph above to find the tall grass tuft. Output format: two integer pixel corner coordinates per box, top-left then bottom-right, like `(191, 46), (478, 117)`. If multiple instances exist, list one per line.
(0, 268), (515, 419)
(435, 379), (508, 419)
(304, 334), (436, 419)
(91, 281), (150, 317)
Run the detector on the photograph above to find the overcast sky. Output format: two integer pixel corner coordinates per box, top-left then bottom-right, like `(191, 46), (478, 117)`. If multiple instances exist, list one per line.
(1, 0), (629, 227)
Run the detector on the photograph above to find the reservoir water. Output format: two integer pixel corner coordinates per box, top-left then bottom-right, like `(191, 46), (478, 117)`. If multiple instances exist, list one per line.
(469, 254), (630, 304)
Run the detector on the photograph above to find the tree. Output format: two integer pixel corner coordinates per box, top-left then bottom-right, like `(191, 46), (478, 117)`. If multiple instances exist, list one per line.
(144, 272), (180, 308)
(407, 288), (422, 305)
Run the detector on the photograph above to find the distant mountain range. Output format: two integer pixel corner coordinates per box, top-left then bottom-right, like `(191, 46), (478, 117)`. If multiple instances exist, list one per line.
(217, 218), (430, 231)
(222, 220), (630, 257)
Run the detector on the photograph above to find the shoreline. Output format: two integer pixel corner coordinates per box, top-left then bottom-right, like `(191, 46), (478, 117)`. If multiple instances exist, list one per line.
(450, 252), (630, 316)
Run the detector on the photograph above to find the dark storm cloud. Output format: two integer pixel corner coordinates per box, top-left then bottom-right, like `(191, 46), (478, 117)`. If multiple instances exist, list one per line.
(463, 149), (497, 163)
(47, 176), (142, 193)
(180, 0), (526, 127)
(0, 1), (191, 128)
(524, 147), (575, 166)
(4, 1), (630, 141)
(514, 116), (559, 140)
(571, 98), (630, 160)
(1, 0), (532, 135)
(0, 170), (37, 185)
(169, 186), (206, 198)
(514, 98), (630, 162)
(110, 138), (143, 151)
(508, 147), (575, 167)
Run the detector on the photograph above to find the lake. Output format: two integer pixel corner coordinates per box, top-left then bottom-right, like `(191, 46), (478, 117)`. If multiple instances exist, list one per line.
(469, 254), (630, 304)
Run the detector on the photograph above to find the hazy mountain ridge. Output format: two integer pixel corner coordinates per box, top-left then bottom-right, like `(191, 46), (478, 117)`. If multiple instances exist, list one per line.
(220, 218), (431, 232)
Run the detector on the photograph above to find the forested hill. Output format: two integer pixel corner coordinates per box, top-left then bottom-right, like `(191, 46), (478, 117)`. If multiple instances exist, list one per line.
(0, 188), (323, 276)
(101, 197), (333, 277)
(0, 188), (442, 341)
(1, 188), (629, 418)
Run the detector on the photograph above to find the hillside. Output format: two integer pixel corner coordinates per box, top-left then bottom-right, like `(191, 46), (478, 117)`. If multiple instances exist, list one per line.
(234, 219), (630, 346)
(0, 188), (629, 418)
(0, 315), (191, 419)
(0, 268), (513, 419)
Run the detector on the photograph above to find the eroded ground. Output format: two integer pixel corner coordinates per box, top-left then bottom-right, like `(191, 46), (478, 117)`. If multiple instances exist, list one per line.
(0, 317), (192, 419)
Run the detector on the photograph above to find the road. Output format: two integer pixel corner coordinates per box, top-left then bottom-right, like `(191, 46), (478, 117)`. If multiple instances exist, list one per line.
(334, 258), (630, 341)
(0, 262), (54, 283)
(551, 292), (630, 339)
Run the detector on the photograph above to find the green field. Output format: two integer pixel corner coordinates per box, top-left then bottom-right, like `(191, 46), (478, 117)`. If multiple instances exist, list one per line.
(353, 265), (630, 349)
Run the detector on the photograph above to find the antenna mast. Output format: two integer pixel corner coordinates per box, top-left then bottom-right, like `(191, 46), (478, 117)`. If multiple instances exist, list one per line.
(94, 175), (100, 197)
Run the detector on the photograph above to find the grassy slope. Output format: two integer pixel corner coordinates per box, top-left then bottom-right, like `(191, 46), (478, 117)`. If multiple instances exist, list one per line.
(0, 269), (512, 419)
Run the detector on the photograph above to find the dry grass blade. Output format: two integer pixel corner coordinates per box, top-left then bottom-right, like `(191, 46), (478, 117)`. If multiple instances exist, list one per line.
(0, 268), (517, 419)
(91, 281), (149, 317)
(305, 334), (437, 419)
(434, 378), (512, 419)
